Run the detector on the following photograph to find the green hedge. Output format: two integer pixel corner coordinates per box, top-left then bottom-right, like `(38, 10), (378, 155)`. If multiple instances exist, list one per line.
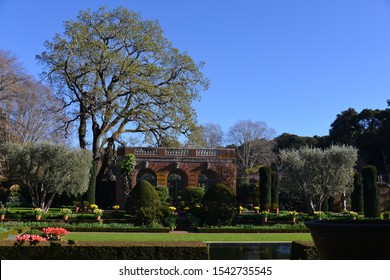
(290, 241), (318, 260)
(0, 241), (208, 260)
(57, 227), (170, 233)
(197, 225), (310, 233)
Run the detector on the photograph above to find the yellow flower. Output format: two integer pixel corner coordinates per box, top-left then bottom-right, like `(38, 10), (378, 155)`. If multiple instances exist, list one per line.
(93, 208), (103, 216)
(112, 205), (120, 210)
(349, 211), (358, 217)
(60, 208), (72, 214)
(289, 210), (298, 217)
(90, 204), (98, 210)
(168, 206), (177, 211)
(33, 208), (43, 214)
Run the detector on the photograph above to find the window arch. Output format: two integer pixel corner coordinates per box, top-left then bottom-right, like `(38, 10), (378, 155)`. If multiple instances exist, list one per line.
(198, 170), (217, 191)
(168, 170), (188, 209)
(136, 169), (157, 186)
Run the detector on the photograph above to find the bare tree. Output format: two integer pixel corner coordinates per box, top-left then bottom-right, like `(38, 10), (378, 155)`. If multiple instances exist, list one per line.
(201, 122), (224, 148)
(227, 120), (276, 176)
(0, 49), (28, 101)
(0, 50), (68, 144)
(7, 79), (69, 144)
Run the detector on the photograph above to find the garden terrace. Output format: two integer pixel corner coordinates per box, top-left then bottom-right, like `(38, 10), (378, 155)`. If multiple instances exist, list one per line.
(115, 147), (237, 208)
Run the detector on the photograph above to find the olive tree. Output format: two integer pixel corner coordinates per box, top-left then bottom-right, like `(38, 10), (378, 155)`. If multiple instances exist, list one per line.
(279, 145), (357, 213)
(5, 143), (92, 211)
(37, 7), (209, 185)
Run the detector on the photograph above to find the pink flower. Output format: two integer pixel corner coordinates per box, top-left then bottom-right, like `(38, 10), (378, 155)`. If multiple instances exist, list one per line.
(41, 227), (69, 241)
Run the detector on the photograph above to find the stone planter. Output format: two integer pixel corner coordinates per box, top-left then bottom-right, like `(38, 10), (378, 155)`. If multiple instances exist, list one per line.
(305, 220), (390, 259)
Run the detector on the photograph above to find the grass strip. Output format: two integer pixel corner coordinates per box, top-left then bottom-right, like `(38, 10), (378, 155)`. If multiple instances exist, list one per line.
(67, 232), (312, 242)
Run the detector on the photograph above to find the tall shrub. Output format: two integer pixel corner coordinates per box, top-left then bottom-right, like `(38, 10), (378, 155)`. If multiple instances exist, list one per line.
(87, 161), (97, 204)
(351, 171), (364, 213)
(155, 185), (169, 207)
(201, 183), (236, 226)
(362, 166), (380, 218)
(271, 171), (280, 212)
(259, 165), (272, 211)
(185, 187), (205, 208)
(126, 180), (162, 225)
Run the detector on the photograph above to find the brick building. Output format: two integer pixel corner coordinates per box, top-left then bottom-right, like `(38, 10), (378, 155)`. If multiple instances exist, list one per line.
(115, 147), (236, 208)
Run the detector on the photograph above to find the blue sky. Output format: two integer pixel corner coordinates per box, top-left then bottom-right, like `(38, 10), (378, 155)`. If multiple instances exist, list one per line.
(1, 0), (390, 138)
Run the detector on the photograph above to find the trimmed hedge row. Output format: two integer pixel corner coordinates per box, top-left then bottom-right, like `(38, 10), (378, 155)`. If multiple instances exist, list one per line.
(50, 227), (171, 233)
(290, 241), (318, 260)
(196, 227), (310, 233)
(0, 241), (209, 260)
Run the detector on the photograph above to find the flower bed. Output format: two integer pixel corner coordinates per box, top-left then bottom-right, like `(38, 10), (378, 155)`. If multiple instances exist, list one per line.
(0, 221), (170, 233)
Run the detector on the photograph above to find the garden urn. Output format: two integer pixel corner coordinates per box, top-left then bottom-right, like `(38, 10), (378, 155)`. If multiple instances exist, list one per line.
(305, 220), (390, 259)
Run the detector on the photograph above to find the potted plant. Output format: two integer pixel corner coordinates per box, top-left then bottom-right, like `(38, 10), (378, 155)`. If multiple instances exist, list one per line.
(239, 206), (244, 215)
(0, 206), (9, 221)
(260, 210), (269, 223)
(33, 208), (44, 220)
(73, 201), (81, 213)
(93, 208), (103, 221)
(254, 206), (260, 214)
(60, 208), (72, 221)
(288, 210), (299, 223)
(82, 200), (89, 212)
(164, 209), (178, 231)
(112, 205), (120, 212)
(348, 211), (358, 220)
(313, 211), (325, 220)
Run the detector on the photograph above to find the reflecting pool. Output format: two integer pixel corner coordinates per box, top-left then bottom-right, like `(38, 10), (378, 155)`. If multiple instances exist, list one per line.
(208, 242), (292, 260)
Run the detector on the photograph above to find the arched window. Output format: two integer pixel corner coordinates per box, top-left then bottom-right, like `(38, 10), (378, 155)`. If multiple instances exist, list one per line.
(168, 170), (187, 209)
(198, 170), (217, 191)
(136, 169), (157, 186)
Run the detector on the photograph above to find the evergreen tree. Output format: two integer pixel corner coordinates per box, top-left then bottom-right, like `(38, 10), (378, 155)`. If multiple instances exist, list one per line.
(362, 166), (380, 218)
(259, 165), (272, 211)
(351, 171), (364, 212)
(271, 171), (279, 212)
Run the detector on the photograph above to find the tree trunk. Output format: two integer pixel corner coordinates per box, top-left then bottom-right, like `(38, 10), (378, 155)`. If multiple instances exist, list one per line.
(303, 194), (315, 215)
(43, 193), (56, 212)
(78, 104), (87, 149)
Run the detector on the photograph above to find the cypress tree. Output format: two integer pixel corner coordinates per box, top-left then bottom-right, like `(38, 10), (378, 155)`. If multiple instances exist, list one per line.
(362, 165), (380, 218)
(271, 171), (280, 213)
(351, 171), (364, 213)
(259, 165), (272, 211)
(87, 160), (97, 204)
(321, 195), (329, 212)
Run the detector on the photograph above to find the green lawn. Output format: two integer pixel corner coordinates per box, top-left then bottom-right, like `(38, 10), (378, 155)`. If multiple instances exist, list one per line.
(67, 232), (312, 242)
